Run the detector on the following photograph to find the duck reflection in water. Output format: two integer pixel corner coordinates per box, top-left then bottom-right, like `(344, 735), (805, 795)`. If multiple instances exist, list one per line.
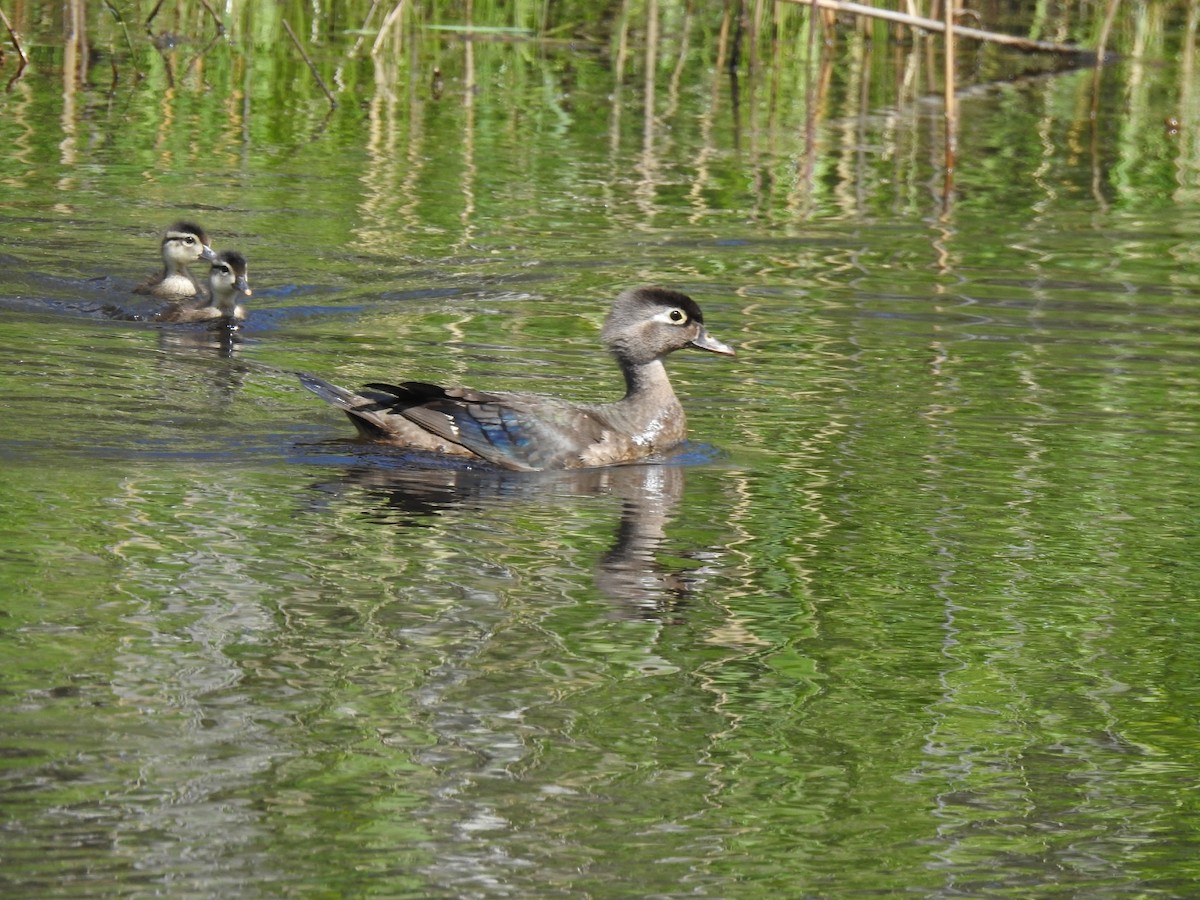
(310, 456), (715, 615)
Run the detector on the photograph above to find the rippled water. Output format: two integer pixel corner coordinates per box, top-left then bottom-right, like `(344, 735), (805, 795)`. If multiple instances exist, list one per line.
(3, 7), (1200, 897)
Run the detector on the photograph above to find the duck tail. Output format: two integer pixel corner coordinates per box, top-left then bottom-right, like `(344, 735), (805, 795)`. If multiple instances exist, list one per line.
(297, 372), (400, 440)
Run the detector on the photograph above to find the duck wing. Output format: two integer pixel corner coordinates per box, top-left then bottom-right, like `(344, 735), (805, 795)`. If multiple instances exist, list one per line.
(366, 381), (608, 472)
(298, 374), (473, 456)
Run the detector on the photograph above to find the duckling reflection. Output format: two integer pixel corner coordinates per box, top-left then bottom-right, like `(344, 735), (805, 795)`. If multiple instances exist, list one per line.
(310, 458), (706, 613)
(155, 324), (247, 360)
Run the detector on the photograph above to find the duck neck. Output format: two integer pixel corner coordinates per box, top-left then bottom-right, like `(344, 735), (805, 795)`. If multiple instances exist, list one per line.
(613, 354), (686, 450)
(162, 258), (192, 280)
(618, 355), (674, 402)
(210, 288), (235, 316)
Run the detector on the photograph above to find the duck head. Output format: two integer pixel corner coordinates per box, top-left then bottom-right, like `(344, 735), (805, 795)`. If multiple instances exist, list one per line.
(601, 286), (736, 366)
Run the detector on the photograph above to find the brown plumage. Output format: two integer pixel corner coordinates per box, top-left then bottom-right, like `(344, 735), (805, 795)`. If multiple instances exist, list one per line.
(298, 286), (735, 471)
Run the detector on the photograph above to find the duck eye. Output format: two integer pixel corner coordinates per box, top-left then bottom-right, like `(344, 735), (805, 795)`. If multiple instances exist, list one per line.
(668, 308), (687, 324)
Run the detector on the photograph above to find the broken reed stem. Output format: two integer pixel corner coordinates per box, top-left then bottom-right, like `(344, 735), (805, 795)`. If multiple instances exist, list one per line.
(780, 0), (1095, 57)
(283, 18), (338, 108)
(0, 6), (29, 68)
(372, 1), (407, 57)
(348, 0), (382, 57)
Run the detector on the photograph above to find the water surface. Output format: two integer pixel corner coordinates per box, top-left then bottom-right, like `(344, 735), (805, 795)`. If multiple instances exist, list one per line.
(2, 6), (1200, 897)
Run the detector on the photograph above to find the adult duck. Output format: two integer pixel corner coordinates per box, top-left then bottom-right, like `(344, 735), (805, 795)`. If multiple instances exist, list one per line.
(298, 286), (735, 471)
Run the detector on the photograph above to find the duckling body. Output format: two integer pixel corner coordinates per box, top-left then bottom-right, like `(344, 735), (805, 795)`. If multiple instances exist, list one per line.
(133, 221), (217, 300)
(299, 286), (735, 471)
(154, 250), (252, 326)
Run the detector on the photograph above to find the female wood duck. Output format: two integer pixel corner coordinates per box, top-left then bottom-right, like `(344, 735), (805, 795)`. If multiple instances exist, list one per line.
(133, 221), (217, 300)
(298, 286), (735, 471)
(153, 250), (252, 325)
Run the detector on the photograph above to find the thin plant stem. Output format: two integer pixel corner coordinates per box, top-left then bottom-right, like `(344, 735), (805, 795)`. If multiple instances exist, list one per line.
(942, 0), (956, 211)
(283, 18), (338, 108)
(0, 6), (29, 68)
(144, 0), (165, 34)
(101, 1), (144, 80)
(196, 0), (224, 35)
(372, 1), (407, 58)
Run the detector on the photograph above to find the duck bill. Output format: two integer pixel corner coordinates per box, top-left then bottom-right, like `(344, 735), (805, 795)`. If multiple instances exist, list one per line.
(690, 327), (736, 357)
(235, 275), (252, 297)
(200, 244), (218, 263)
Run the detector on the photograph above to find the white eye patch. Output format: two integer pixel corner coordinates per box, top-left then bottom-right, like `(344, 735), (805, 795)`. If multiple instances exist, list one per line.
(651, 308), (690, 325)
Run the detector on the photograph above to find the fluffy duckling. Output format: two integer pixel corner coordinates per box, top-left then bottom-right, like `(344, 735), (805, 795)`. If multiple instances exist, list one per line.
(299, 286), (734, 471)
(153, 250), (252, 326)
(133, 221), (217, 300)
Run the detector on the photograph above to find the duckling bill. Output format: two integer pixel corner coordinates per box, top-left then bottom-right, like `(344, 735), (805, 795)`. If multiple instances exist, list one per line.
(298, 286), (735, 472)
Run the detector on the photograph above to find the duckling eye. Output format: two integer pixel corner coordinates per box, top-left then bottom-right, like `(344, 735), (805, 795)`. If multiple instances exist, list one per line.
(182, 236), (195, 245)
(668, 308), (687, 324)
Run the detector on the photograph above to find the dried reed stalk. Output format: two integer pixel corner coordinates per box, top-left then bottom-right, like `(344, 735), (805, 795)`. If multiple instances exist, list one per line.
(785, 0), (1096, 57)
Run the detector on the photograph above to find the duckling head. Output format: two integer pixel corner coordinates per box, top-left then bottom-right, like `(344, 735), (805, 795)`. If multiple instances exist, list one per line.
(208, 250), (252, 320)
(162, 221), (217, 269)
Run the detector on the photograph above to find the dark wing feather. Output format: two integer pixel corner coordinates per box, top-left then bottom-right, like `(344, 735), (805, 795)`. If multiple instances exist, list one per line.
(364, 381), (446, 401)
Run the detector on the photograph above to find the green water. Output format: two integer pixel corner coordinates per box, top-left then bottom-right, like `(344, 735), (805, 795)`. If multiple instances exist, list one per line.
(2, 4), (1200, 897)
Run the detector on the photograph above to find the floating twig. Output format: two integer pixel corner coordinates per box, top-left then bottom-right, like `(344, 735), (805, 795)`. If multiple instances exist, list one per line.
(283, 19), (337, 108)
(782, 0), (1097, 58)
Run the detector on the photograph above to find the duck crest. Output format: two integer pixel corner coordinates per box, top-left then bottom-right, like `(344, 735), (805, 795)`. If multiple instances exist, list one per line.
(625, 285), (706, 322)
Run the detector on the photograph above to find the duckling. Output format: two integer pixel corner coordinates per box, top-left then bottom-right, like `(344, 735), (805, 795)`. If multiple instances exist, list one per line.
(153, 250), (252, 326)
(133, 221), (217, 300)
(298, 286), (735, 471)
